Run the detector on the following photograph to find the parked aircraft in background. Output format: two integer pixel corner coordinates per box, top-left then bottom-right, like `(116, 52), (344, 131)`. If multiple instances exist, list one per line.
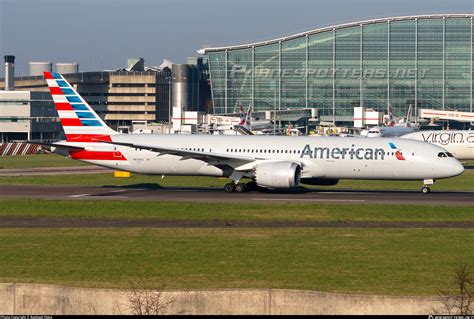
(40, 72), (464, 194)
(361, 104), (418, 137)
(383, 104), (397, 126)
(361, 125), (415, 138)
(233, 103), (253, 135)
(234, 103), (272, 134)
(401, 130), (474, 160)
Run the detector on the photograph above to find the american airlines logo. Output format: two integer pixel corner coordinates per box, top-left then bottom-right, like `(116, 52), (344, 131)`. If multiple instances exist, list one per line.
(300, 144), (386, 160)
(389, 142), (405, 161)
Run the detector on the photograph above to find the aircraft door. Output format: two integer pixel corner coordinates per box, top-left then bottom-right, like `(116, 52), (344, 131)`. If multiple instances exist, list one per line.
(113, 146), (122, 159)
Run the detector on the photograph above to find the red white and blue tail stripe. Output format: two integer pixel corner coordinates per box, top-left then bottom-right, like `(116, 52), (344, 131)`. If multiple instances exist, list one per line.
(44, 72), (128, 164)
(44, 72), (116, 143)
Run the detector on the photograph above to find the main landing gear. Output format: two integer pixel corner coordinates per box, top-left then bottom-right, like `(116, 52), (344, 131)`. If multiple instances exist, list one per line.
(224, 171), (259, 193)
(421, 179), (435, 194)
(224, 183), (236, 193)
(224, 181), (258, 193)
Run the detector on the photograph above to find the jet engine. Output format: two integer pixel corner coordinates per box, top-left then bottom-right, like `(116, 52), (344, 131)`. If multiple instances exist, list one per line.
(255, 162), (301, 188)
(300, 178), (340, 186)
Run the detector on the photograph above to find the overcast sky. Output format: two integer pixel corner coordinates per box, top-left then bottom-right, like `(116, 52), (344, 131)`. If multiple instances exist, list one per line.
(0, 0), (472, 76)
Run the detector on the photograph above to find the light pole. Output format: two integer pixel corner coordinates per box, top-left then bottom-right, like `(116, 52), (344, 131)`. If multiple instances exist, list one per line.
(271, 80), (277, 136)
(359, 75), (366, 109)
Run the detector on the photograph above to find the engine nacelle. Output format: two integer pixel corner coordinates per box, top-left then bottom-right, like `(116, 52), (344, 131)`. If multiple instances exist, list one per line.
(300, 178), (340, 186)
(255, 162), (301, 188)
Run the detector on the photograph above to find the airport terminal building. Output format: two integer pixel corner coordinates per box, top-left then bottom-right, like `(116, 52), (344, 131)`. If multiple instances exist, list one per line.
(200, 14), (474, 123)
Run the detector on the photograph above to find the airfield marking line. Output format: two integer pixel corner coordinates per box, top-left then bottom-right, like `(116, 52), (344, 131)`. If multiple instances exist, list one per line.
(170, 189), (208, 192)
(251, 198), (365, 202)
(109, 190), (127, 193)
(68, 194), (91, 198)
(323, 192), (365, 194)
(104, 196), (129, 199)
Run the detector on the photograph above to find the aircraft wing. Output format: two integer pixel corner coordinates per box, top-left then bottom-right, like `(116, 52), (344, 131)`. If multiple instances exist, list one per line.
(98, 140), (261, 163)
(98, 139), (306, 172)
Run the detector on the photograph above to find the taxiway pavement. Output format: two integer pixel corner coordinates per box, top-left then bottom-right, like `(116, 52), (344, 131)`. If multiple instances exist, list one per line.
(0, 184), (473, 206)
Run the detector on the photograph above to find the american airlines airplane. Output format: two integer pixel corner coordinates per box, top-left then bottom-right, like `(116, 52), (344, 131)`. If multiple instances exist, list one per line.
(41, 72), (464, 194)
(401, 130), (474, 160)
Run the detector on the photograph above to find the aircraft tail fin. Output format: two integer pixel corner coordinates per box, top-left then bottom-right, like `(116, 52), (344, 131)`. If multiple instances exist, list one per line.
(386, 104), (395, 126)
(238, 102), (246, 125)
(44, 72), (117, 142)
(243, 103), (252, 130)
(406, 104), (412, 127)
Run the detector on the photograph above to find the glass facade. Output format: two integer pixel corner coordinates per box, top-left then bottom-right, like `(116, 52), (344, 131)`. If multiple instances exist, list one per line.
(205, 15), (474, 122)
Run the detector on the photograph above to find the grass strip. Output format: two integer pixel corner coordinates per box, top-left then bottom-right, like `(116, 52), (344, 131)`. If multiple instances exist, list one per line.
(0, 198), (473, 222)
(0, 227), (472, 295)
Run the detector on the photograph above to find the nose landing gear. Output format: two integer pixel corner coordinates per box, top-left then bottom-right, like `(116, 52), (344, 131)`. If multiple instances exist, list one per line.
(421, 179), (435, 194)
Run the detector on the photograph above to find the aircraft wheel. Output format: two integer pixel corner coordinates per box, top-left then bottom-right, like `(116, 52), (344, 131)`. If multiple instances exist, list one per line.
(421, 186), (431, 194)
(235, 183), (247, 193)
(224, 183), (235, 193)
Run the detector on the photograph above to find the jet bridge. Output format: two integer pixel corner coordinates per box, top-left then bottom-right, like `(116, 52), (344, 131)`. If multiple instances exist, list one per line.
(420, 109), (474, 123)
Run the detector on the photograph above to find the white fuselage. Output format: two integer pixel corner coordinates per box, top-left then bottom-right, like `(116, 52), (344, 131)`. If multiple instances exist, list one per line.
(58, 134), (464, 181)
(401, 130), (474, 160)
(362, 126), (415, 138)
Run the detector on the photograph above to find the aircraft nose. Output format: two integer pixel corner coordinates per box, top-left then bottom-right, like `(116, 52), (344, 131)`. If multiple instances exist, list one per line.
(453, 161), (465, 176)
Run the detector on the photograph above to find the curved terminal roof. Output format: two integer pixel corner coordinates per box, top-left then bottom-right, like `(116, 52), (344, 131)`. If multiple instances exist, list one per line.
(198, 14), (473, 54)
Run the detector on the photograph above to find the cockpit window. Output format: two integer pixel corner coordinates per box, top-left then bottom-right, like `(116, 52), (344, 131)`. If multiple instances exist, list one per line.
(438, 152), (447, 158)
(446, 152), (454, 158)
